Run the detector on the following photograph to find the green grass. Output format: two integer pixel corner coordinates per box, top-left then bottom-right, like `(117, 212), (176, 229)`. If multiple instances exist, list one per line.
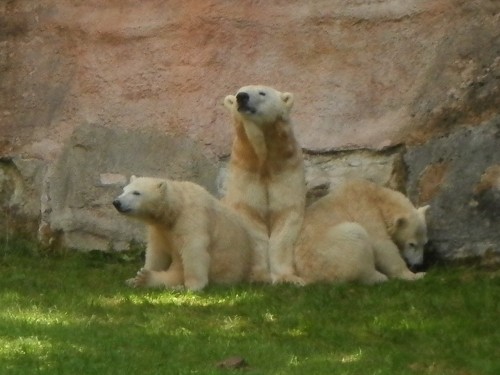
(1, 237), (499, 375)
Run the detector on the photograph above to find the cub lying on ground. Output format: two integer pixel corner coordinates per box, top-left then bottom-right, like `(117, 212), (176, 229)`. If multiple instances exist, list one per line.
(113, 176), (254, 291)
(295, 220), (389, 285)
(295, 179), (429, 284)
(223, 85), (306, 284)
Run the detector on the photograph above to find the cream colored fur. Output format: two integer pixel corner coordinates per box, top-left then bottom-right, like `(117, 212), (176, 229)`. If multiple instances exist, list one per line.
(113, 176), (253, 291)
(295, 219), (388, 285)
(223, 85), (306, 284)
(296, 179), (429, 284)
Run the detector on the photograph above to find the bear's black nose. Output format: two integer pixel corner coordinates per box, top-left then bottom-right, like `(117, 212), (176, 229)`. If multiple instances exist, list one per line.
(112, 199), (121, 210)
(236, 92), (249, 104)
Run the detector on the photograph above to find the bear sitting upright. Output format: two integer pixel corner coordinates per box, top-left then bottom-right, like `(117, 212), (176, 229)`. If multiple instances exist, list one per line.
(113, 176), (254, 291)
(223, 85), (306, 285)
(295, 179), (429, 284)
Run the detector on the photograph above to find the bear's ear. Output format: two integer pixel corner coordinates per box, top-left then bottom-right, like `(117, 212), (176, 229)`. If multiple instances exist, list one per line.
(130, 175), (137, 182)
(157, 180), (167, 191)
(417, 205), (430, 218)
(224, 95), (236, 110)
(281, 92), (294, 109)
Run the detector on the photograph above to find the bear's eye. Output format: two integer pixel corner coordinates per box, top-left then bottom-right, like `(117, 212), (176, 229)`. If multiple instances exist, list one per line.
(259, 91), (266, 96)
(408, 242), (416, 249)
(132, 191), (141, 196)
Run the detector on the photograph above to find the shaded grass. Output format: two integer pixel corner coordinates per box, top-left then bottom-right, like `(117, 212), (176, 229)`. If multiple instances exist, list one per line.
(1, 237), (499, 374)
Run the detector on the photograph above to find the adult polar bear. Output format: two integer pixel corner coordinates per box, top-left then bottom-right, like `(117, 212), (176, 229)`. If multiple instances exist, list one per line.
(223, 85), (306, 284)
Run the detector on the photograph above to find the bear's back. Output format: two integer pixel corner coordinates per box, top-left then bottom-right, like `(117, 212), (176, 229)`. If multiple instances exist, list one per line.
(168, 180), (254, 284)
(308, 179), (402, 238)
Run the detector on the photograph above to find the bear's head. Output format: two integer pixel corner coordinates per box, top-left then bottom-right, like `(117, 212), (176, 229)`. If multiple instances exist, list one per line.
(389, 205), (430, 268)
(113, 176), (168, 221)
(224, 85), (294, 126)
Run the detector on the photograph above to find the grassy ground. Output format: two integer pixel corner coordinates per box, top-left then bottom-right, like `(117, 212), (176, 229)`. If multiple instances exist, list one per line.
(0, 237), (499, 375)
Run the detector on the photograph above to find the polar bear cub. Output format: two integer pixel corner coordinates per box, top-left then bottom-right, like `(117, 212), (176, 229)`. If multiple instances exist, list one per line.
(329, 179), (429, 279)
(113, 176), (254, 291)
(295, 219), (389, 285)
(223, 85), (306, 285)
(295, 179), (429, 284)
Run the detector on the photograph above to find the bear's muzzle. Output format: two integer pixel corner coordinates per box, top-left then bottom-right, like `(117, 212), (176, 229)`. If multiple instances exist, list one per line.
(113, 199), (128, 213)
(236, 92), (256, 114)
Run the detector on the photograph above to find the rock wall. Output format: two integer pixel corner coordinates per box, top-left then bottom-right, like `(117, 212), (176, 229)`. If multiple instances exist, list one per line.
(406, 118), (500, 264)
(1, 1), (499, 263)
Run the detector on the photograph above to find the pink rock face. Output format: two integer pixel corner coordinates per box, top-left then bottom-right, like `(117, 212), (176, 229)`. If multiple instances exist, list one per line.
(1, 1), (499, 257)
(1, 0), (498, 158)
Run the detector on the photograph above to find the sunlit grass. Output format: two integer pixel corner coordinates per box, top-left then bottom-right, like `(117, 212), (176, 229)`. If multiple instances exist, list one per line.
(1, 236), (499, 374)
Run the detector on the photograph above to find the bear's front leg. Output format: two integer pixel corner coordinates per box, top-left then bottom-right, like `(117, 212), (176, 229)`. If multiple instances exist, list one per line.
(268, 210), (305, 285)
(126, 264), (184, 289)
(144, 226), (172, 271)
(247, 222), (271, 283)
(267, 174), (306, 285)
(372, 239), (426, 280)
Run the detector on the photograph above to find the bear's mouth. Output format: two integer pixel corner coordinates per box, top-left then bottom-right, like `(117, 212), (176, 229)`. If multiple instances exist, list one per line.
(113, 200), (132, 213)
(237, 104), (257, 115)
(115, 206), (132, 214)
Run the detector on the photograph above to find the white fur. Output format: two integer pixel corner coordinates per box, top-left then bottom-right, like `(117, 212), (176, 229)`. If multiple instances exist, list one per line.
(113, 176), (254, 291)
(223, 85), (306, 284)
(295, 179), (429, 283)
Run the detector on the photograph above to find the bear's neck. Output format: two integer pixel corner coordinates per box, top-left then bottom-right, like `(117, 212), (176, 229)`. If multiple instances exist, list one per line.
(146, 195), (181, 229)
(231, 117), (300, 174)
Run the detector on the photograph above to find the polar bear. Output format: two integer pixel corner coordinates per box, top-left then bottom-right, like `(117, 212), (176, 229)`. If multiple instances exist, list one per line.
(295, 179), (429, 284)
(112, 176), (254, 291)
(223, 85), (306, 285)
(295, 220), (388, 285)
